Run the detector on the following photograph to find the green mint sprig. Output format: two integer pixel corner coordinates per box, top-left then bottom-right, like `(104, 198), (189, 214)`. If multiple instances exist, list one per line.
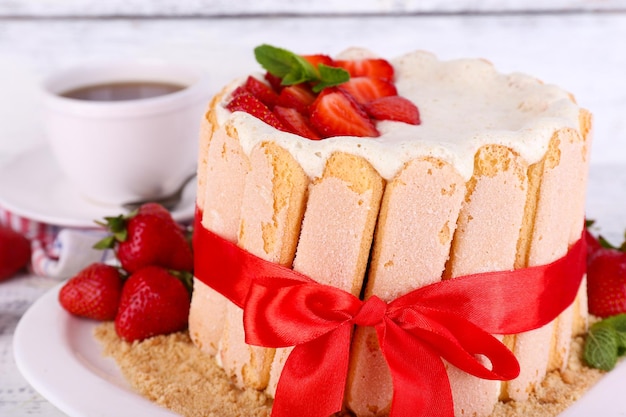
(584, 313), (626, 371)
(254, 44), (349, 93)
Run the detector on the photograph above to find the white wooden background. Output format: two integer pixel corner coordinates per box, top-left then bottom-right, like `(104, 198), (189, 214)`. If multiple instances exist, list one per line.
(1, 2), (626, 167)
(1, 0), (625, 16)
(1, 2), (626, 417)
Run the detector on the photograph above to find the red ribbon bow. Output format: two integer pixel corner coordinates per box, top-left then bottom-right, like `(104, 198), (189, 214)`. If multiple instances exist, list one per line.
(193, 212), (586, 417)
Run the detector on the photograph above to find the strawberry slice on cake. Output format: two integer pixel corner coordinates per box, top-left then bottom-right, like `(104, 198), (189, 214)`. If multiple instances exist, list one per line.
(223, 44), (420, 139)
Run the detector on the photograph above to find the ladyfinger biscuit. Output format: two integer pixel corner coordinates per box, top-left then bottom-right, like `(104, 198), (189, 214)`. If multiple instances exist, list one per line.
(195, 93), (222, 210)
(266, 152), (384, 397)
(570, 109), (593, 337)
(238, 141), (309, 266)
(188, 123), (250, 356)
(346, 157), (466, 417)
(188, 94), (231, 355)
(445, 145), (528, 417)
(548, 111), (592, 371)
(506, 123), (588, 401)
(218, 141), (308, 390)
(292, 152), (384, 294)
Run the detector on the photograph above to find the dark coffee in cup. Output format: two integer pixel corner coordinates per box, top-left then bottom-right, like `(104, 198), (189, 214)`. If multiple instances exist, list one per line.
(42, 61), (208, 205)
(61, 81), (186, 102)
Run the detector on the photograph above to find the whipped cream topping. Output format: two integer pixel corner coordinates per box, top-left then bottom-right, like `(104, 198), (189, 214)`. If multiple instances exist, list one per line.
(215, 49), (581, 180)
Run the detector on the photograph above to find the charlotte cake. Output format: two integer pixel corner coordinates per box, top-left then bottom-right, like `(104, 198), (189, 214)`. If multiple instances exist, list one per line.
(188, 46), (592, 416)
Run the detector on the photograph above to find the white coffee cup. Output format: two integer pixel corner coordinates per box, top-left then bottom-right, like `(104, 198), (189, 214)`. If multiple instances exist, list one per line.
(41, 61), (210, 206)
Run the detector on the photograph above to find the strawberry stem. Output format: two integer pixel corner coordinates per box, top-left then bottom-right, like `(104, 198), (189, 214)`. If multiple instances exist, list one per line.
(170, 269), (194, 296)
(93, 211), (136, 249)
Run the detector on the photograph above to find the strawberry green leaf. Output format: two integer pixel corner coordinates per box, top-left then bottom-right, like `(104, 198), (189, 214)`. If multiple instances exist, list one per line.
(598, 235), (619, 250)
(169, 269), (194, 295)
(93, 235), (116, 250)
(93, 212), (132, 249)
(587, 217), (626, 251)
(584, 325), (619, 371)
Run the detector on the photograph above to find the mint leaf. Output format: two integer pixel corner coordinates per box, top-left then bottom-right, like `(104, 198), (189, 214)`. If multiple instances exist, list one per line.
(254, 44), (349, 91)
(584, 325), (618, 371)
(584, 314), (626, 371)
(605, 314), (626, 349)
(604, 313), (626, 331)
(312, 64), (351, 92)
(255, 44), (318, 85)
(254, 44), (298, 79)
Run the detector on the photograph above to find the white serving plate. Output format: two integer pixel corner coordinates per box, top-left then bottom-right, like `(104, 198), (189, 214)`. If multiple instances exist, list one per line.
(13, 284), (626, 417)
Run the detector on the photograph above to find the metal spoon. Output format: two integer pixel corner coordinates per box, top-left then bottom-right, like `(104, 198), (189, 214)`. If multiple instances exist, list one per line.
(122, 173), (196, 212)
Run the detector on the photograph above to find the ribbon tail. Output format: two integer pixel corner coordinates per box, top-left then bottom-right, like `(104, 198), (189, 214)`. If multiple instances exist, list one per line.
(380, 321), (454, 417)
(397, 308), (520, 381)
(272, 323), (353, 417)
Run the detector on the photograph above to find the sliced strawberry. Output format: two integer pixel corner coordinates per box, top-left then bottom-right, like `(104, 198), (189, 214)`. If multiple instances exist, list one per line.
(310, 89), (379, 138)
(302, 54), (335, 68)
(273, 106), (321, 140)
(264, 72), (284, 92)
(276, 84), (317, 115)
(364, 96), (421, 125)
(334, 58), (395, 82)
(243, 75), (279, 108)
(230, 86), (247, 98)
(226, 90), (285, 130)
(339, 76), (397, 105)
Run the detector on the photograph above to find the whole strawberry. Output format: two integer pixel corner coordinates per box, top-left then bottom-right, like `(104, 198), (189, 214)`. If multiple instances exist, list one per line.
(587, 248), (626, 317)
(0, 225), (31, 282)
(59, 263), (124, 321)
(115, 265), (191, 342)
(586, 224), (626, 318)
(96, 203), (193, 274)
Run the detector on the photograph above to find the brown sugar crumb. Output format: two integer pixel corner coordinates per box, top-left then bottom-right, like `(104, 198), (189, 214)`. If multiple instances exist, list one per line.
(95, 324), (604, 417)
(94, 323), (272, 417)
(489, 336), (604, 417)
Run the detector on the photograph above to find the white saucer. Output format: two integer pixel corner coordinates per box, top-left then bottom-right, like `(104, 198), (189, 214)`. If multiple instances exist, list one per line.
(0, 146), (195, 227)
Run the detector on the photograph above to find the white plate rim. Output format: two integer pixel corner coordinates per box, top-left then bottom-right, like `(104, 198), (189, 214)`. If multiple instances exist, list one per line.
(13, 283), (626, 417)
(13, 283), (179, 417)
(0, 146), (195, 227)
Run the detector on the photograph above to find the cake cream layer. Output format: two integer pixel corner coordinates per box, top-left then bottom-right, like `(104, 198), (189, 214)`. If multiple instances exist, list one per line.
(214, 49), (581, 181)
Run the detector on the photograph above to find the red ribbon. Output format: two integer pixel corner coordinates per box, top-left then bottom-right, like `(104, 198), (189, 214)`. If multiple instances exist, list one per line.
(193, 210), (586, 417)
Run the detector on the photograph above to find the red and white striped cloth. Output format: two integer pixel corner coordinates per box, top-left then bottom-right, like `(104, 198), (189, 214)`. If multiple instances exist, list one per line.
(0, 205), (115, 279)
